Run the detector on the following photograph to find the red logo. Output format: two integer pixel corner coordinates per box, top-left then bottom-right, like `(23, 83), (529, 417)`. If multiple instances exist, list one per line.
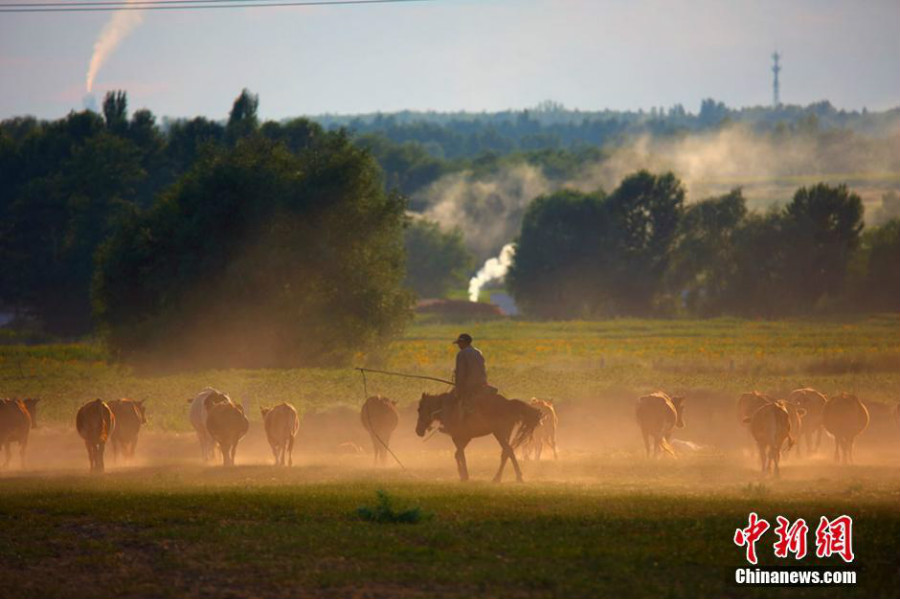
(734, 512), (770, 564)
(735, 514), (854, 564)
(815, 515), (855, 563)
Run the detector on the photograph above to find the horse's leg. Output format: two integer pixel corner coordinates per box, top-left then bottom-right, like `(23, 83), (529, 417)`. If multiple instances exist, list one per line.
(453, 437), (470, 482)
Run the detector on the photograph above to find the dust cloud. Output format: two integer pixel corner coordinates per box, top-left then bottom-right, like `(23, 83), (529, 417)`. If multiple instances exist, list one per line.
(5, 392), (898, 492)
(418, 125), (900, 259)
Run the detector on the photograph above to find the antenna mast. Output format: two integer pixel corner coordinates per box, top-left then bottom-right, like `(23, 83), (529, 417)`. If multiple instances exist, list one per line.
(772, 51), (781, 107)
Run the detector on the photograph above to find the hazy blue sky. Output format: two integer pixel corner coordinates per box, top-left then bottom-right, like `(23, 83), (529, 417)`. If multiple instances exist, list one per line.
(2, 0), (899, 120)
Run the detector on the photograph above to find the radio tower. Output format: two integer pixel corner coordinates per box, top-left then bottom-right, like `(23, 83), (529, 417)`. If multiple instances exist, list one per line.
(771, 51), (782, 107)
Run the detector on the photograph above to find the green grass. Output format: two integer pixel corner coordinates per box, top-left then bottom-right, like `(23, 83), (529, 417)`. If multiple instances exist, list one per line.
(1, 460), (898, 598)
(1, 315), (898, 431)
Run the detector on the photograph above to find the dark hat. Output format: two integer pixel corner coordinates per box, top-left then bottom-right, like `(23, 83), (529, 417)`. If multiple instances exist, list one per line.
(453, 333), (473, 345)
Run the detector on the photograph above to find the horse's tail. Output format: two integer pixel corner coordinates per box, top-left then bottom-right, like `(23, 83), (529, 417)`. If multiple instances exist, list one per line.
(510, 400), (544, 449)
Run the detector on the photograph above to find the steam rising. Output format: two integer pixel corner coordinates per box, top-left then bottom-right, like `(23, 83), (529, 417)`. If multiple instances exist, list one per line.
(85, 0), (144, 93)
(419, 125), (900, 259)
(469, 243), (515, 302)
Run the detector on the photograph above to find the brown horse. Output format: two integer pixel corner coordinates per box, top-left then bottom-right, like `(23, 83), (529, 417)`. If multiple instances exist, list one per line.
(415, 391), (542, 483)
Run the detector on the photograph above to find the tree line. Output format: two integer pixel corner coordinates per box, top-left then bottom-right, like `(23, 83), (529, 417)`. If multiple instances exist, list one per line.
(508, 174), (899, 318)
(1, 90), (897, 368)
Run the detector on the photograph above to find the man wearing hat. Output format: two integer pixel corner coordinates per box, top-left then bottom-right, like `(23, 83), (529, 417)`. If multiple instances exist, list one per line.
(452, 333), (489, 425)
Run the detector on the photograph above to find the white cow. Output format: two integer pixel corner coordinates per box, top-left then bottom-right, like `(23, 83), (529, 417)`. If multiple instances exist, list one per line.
(188, 387), (230, 461)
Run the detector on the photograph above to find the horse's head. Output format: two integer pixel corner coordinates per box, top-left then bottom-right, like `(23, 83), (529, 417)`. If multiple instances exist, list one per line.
(416, 392), (443, 437)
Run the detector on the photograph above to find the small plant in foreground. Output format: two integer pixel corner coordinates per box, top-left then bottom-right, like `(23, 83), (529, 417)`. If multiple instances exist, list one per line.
(357, 490), (431, 524)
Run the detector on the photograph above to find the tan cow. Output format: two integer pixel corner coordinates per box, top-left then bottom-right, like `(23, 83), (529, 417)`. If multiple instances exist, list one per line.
(745, 401), (804, 477)
(823, 393), (869, 464)
(360, 395), (399, 465)
(635, 391), (685, 457)
(522, 398), (558, 460)
(0, 398), (38, 468)
(108, 398), (147, 462)
(261, 402), (300, 466)
(205, 393), (249, 467)
(737, 391), (773, 424)
(76, 399), (116, 473)
(787, 388), (827, 455)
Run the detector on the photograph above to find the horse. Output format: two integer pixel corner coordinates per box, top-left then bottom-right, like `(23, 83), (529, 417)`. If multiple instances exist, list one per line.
(415, 391), (542, 482)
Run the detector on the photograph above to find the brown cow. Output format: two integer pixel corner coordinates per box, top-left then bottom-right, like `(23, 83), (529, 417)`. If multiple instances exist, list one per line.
(360, 395), (399, 465)
(522, 398), (558, 460)
(108, 399), (147, 462)
(205, 394), (249, 467)
(0, 398), (38, 468)
(787, 388), (827, 455)
(76, 399), (116, 473)
(261, 402), (300, 466)
(823, 393), (869, 464)
(635, 391), (685, 457)
(745, 400), (805, 477)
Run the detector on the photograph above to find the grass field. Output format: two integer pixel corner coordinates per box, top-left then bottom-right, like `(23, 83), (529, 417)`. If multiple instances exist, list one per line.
(1, 315), (898, 430)
(1, 315), (899, 598)
(1, 457), (899, 598)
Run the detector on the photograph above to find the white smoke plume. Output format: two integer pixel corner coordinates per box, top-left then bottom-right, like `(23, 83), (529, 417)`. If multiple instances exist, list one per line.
(85, 1), (144, 93)
(469, 243), (515, 302)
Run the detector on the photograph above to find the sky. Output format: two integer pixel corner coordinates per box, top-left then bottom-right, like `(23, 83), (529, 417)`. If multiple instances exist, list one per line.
(1, 0), (899, 121)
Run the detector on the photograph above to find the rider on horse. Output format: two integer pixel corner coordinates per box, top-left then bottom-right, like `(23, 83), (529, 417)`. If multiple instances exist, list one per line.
(452, 333), (494, 425)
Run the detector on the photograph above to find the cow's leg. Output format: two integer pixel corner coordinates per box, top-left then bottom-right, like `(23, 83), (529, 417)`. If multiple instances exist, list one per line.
(757, 442), (767, 473)
(287, 437), (294, 467)
(550, 432), (558, 460)
(453, 437), (470, 482)
(641, 430), (651, 457)
(97, 442), (105, 473)
(846, 439), (854, 465)
(772, 448), (781, 478)
(19, 438), (27, 469)
(535, 440), (543, 461)
(3, 442), (11, 468)
(814, 427), (822, 453)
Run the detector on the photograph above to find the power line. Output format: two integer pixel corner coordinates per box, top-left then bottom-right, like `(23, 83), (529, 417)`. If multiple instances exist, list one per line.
(0, 0), (435, 13)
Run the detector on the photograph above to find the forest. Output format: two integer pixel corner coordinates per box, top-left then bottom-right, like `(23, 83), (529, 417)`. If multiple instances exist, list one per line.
(1, 89), (898, 366)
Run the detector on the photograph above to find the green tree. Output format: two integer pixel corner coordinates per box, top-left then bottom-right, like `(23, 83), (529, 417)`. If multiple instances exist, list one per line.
(604, 170), (685, 315)
(858, 219), (900, 311)
(403, 218), (473, 298)
(102, 90), (128, 135)
(93, 135), (412, 368)
(226, 88), (259, 143)
(782, 183), (863, 309)
(667, 189), (746, 315)
(507, 188), (610, 319)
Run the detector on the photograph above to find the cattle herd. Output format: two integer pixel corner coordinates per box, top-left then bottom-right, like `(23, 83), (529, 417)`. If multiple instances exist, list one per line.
(0, 386), (898, 476)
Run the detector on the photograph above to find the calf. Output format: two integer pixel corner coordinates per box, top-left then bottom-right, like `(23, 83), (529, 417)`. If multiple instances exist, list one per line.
(522, 398), (558, 460)
(0, 398), (38, 468)
(635, 391), (685, 457)
(76, 399), (116, 473)
(205, 394), (249, 467)
(187, 387), (222, 461)
(823, 393), (869, 464)
(745, 401), (805, 477)
(787, 388), (827, 455)
(261, 402), (300, 466)
(109, 398), (147, 462)
(360, 395), (399, 465)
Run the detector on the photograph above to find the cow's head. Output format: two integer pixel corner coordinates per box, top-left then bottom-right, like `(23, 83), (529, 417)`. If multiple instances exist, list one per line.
(671, 396), (686, 428)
